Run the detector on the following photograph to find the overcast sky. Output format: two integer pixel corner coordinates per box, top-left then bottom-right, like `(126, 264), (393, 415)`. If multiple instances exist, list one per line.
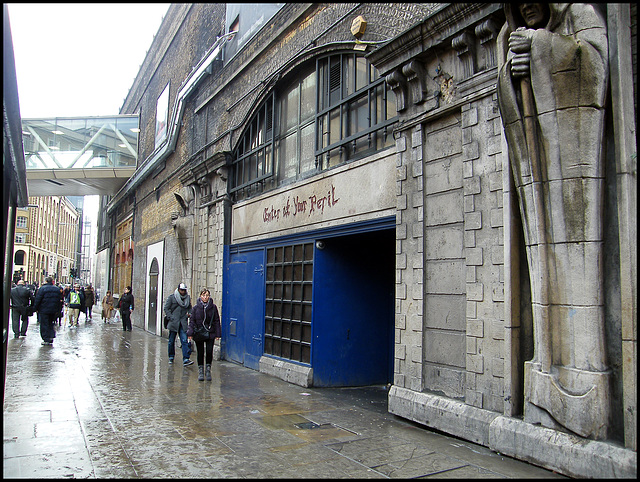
(7, 3), (169, 119)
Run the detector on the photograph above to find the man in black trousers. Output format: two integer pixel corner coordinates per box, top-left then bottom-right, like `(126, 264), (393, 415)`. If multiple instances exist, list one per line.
(10, 279), (35, 338)
(33, 276), (64, 345)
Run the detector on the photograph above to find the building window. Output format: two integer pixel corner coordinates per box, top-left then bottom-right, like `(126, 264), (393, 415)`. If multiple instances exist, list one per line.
(15, 233), (27, 244)
(16, 216), (28, 228)
(276, 65), (317, 184)
(264, 243), (313, 364)
(155, 83), (170, 147)
(14, 250), (26, 265)
(231, 95), (275, 195)
(230, 52), (396, 200)
(316, 53), (396, 168)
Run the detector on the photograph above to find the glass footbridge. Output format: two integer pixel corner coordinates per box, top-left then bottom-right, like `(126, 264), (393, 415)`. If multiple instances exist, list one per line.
(22, 115), (139, 196)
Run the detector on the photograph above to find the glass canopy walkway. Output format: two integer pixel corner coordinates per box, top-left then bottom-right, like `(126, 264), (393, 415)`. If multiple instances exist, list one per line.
(22, 115), (139, 196)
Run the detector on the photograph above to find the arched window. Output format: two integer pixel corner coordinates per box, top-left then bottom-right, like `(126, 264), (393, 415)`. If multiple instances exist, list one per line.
(14, 250), (26, 265)
(230, 52), (397, 200)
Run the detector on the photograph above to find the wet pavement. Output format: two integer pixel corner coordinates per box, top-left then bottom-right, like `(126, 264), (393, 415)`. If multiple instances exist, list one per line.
(4, 312), (566, 479)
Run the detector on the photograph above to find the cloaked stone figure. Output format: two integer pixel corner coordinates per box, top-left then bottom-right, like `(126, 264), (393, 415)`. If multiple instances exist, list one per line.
(497, 4), (610, 439)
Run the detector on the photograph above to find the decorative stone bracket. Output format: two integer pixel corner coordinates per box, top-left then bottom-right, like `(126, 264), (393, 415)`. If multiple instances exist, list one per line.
(402, 60), (428, 105)
(475, 19), (499, 69)
(452, 31), (477, 79)
(452, 17), (500, 79)
(385, 69), (408, 112)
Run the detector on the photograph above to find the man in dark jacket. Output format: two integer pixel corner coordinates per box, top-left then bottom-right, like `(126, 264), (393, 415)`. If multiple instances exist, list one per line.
(10, 280), (35, 338)
(84, 283), (96, 321)
(33, 276), (64, 345)
(164, 283), (193, 366)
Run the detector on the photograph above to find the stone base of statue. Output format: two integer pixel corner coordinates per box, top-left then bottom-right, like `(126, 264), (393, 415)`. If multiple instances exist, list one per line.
(524, 361), (610, 440)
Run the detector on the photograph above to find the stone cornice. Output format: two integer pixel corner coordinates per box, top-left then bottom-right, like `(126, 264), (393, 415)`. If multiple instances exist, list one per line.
(179, 151), (231, 185)
(368, 3), (502, 76)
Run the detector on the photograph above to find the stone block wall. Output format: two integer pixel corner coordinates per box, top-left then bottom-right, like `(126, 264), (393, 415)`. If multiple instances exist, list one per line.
(394, 130), (424, 394)
(460, 90), (505, 413)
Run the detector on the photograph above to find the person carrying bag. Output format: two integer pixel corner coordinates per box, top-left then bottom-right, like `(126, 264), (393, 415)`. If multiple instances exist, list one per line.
(187, 288), (221, 381)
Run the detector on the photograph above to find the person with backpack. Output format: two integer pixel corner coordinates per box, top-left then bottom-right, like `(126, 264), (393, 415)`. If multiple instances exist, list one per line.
(164, 283), (193, 366)
(66, 283), (84, 328)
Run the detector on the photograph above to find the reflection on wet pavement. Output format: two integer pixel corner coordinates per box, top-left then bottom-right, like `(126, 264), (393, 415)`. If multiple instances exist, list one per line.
(3, 315), (565, 478)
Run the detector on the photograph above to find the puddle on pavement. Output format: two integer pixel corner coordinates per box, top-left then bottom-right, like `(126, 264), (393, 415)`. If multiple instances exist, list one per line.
(254, 413), (358, 443)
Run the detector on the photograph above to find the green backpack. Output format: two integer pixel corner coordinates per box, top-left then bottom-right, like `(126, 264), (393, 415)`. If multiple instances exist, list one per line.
(69, 290), (80, 305)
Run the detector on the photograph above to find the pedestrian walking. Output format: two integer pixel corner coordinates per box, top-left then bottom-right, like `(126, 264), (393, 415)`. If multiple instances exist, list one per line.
(57, 296), (65, 326)
(66, 283), (84, 328)
(33, 276), (64, 345)
(102, 290), (115, 322)
(117, 286), (135, 331)
(10, 279), (35, 338)
(84, 283), (95, 321)
(164, 282), (193, 366)
(79, 285), (87, 322)
(187, 288), (221, 381)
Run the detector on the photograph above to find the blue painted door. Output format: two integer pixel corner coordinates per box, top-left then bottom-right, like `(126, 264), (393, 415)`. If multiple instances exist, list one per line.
(225, 249), (265, 370)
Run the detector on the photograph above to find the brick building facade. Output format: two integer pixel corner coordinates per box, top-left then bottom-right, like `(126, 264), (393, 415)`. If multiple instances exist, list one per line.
(98, 4), (636, 477)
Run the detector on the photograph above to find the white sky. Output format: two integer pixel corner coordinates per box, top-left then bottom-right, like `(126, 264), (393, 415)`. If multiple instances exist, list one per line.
(7, 3), (169, 228)
(7, 3), (169, 119)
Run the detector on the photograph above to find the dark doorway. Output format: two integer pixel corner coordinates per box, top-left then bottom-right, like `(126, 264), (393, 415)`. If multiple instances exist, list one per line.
(148, 258), (159, 335)
(312, 228), (395, 387)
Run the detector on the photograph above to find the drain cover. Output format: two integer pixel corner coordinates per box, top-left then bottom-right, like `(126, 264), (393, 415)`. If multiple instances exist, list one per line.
(294, 421), (321, 430)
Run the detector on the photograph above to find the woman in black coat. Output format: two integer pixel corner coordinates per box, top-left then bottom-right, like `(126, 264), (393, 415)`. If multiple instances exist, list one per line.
(117, 286), (134, 331)
(187, 288), (221, 381)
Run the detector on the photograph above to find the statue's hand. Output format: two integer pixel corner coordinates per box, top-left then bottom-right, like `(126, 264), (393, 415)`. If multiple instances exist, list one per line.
(510, 52), (531, 78)
(509, 27), (534, 78)
(508, 27), (534, 54)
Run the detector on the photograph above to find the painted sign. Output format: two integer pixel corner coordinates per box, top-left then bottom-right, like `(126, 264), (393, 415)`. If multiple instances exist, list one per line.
(231, 153), (395, 243)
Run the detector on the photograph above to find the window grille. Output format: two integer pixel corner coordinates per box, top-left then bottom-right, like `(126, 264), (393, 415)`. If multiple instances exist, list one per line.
(264, 243), (313, 364)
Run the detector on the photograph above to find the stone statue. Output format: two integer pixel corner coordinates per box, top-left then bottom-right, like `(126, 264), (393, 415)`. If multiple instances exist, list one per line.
(172, 186), (196, 284)
(497, 3), (610, 439)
